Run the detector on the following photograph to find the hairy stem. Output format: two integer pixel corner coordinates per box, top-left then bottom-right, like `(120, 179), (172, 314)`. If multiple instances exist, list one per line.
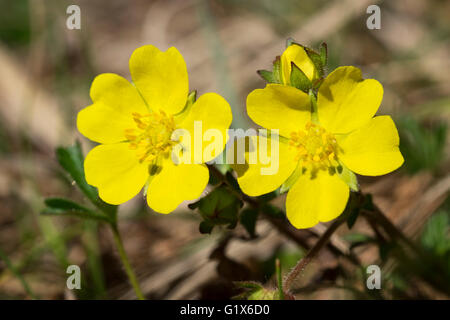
(282, 218), (344, 293)
(111, 225), (145, 300)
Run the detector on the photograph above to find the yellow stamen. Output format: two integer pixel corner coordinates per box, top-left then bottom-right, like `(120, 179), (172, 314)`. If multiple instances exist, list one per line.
(289, 121), (339, 171)
(125, 111), (177, 163)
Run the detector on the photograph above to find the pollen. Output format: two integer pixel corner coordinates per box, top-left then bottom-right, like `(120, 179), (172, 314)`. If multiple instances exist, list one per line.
(289, 122), (338, 170)
(125, 111), (178, 163)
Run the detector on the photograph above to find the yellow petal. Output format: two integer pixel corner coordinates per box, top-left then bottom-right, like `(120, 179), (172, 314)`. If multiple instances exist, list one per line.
(281, 44), (318, 84)
(129, 45), (188, 115)
(337, 116), (404, 176)
(77, 73), (148, 144)
(233, 135), (298, 196)
(84, 143), (149, 205)
(247, 84), (311, 138)
(317, 66), (383, 134)
(286, 170), (349, 229)
(146, 159), (209, 213)
(175, 93), (232, 164)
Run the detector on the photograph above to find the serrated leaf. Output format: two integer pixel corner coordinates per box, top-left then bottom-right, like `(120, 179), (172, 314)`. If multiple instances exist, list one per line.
(42, 198), (110, 222)
(290, 62), (312, 92)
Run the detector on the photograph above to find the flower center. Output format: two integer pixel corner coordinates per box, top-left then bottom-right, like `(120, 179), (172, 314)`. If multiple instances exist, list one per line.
(125, 111), (177, 163)
(289, 122), (338, 169)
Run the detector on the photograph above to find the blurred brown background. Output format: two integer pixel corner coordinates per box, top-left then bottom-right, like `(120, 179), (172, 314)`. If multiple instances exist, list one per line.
(0, 0), (449, 299)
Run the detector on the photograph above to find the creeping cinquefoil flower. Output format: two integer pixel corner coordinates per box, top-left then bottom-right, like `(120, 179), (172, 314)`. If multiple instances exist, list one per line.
(237, 66), (404, 228)
(77, 45), (232, 213)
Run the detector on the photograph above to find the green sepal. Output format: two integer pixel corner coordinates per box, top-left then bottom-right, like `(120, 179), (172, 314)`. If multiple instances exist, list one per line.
(337, 163), (359, 192)
(290, 62), (312, 92)
(280, 163), (303, 194)
(319, 42), (328, 67)
(304, 46), (324, 78)
(257, 70), (276, 83)
(257, 56), (282, 84)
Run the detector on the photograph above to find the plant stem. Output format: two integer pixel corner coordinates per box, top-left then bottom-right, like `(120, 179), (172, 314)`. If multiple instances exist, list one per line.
(111, 225), (145, 300)
(275, 259), (284, 300)
(282, 218), (344, 293)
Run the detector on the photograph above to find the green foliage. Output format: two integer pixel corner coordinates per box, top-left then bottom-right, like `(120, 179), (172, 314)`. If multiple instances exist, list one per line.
(262, 246), (303, 280)
(0, 0), (30, 46)
(421, 211), (450, 257)
(55, 141), (117, 219)
(398, 117), (447, 174)
(42, 198), (111, 223)
(189, 185), (243, 234)
(240, 208), (259, 237)
(346, 193), (373, 229)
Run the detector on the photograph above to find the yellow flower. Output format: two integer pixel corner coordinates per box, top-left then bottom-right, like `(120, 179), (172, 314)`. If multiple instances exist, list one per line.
(280, 43), (319, 85)
(237, 66), (404, 228)
(77, 45), (232, 213)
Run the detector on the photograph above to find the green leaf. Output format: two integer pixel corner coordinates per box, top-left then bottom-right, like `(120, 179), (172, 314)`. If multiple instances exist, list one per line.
(56, 142), (117, 218)
(290, 62), (312, 92)
(240, 208), (259, 237)
(42, 198), (111, 222)
(261, 203), (285, 219)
